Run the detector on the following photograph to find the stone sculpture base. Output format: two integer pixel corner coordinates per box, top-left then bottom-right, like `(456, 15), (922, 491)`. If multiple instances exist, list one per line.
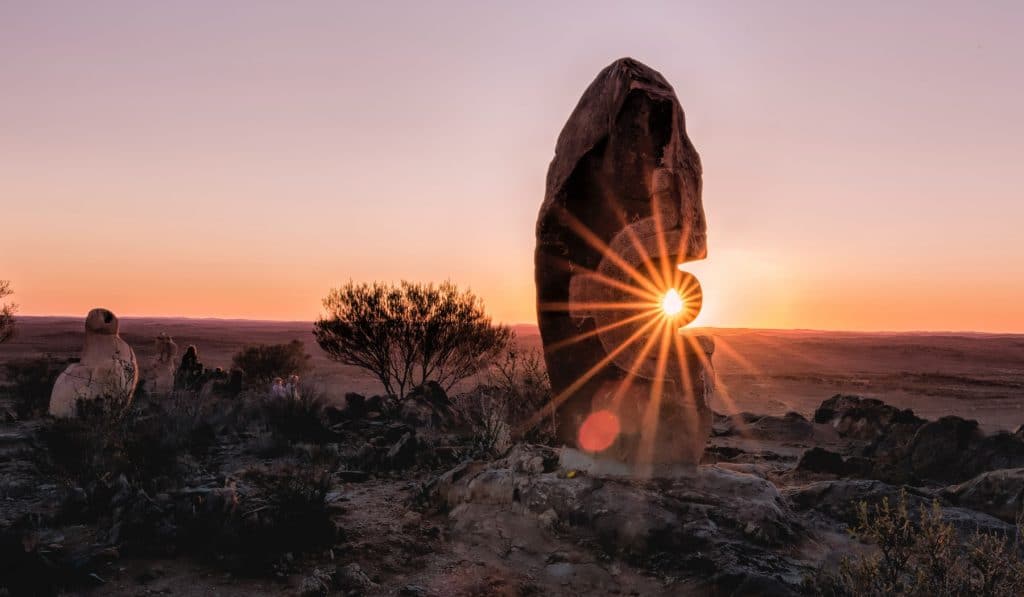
(564, 332), (715, 468)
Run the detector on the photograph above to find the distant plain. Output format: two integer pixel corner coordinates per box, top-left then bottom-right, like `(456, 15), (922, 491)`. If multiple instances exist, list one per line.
(3, 316), (1022, 432)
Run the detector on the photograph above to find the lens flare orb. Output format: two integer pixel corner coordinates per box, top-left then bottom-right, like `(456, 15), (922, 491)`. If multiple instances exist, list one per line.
(578, 410), (621, 453)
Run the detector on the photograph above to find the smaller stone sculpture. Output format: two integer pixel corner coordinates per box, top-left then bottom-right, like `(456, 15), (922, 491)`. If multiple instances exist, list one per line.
(49, 308), (139, 418)
(286, 374), (301, 399)
(145, 332), (178, 395)
(174, 345), (205, 392)
(271, 377), (288, 399)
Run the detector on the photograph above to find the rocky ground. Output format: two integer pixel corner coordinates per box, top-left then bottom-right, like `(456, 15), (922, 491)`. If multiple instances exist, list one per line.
(2, 386), (1023, 596)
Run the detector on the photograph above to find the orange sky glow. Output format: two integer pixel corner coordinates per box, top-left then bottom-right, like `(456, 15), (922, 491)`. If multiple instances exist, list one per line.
(2, 1), (1023, 332)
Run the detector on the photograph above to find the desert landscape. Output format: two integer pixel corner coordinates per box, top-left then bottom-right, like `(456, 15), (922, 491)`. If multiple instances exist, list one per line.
(5, 316), (1024, 433)
(2, 316), (1023, 595)
(4, 3), (1024, 595)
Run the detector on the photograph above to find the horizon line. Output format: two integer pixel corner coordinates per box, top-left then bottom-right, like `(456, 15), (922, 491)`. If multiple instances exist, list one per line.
(11, 314), (1024, 337)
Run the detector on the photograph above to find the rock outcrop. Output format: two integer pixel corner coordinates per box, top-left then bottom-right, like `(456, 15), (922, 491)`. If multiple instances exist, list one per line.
(431, 444), (809, 593)
(535, 57), (712, 466)
(868, 416), (1024, 484)
(48, 308), (138, 418)
(809, 395), (1024, 484)
(784, 479), (1013, 535)
(716, 411), (815, 442)
(813, 394), (923, 440)
(942, 467), (1024, 523)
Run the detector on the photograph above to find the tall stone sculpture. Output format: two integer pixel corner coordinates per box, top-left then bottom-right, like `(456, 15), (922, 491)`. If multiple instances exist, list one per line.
(535, 58), (714, 467)
(49, 308), (139, 418)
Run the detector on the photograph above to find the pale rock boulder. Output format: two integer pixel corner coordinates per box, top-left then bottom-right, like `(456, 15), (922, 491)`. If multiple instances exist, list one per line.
(144, 332), (178, 395)
(49, 308), (139, 418)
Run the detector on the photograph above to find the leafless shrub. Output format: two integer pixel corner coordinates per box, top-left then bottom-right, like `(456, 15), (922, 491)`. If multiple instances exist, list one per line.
(453, 341), (554, 456)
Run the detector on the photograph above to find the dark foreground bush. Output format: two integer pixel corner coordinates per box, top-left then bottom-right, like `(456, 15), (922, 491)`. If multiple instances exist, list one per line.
(257, 385), (338, 444)
(120, 464), (335, 574)
(4, 356), (70, 418)
(38, 390), (248, 492)
(810, 489), (1024, 596)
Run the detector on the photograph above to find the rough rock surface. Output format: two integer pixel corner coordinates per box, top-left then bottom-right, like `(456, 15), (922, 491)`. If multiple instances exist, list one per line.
(941, 467), (1024, 523)
(869, 416), (1024, 484)
(784, 479), (1013, 535)
(813, 394), (923, 440)
(716, 411), (815, 442)
(431, 444), (812, 594)
(400, 382), (458, 433)
(795, 447), (851, 476)
(48, 308), (139, 418)
(535, 57), (712, 466)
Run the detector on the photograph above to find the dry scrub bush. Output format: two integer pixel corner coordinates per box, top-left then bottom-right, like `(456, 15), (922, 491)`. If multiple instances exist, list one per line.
(256, 383), (337, 444)
(3, 356), (68, 418)
(0, 279), (16, 344)
(42, 391), (215, 490)
(315, 281), (512, 398)
(812, 488), (1024, 596)
(231, 339), (312, 384)
(453, 342), (554, 456)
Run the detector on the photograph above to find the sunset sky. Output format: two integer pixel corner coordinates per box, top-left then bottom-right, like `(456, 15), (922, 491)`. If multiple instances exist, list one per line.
(3, 1), (1023, 332)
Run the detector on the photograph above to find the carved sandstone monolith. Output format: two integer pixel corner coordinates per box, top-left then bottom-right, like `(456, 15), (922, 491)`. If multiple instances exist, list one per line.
(49, 308), (139, 418)
(535, 58), (713, 468)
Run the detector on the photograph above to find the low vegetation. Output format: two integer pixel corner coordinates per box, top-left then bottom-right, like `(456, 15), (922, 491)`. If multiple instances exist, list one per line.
(231, 339), (312, 384)
(812, 489), (1024, 596)
(4, 356), (68, 418)
(0, 279), (15, 344)
(454, 343), (554, 455)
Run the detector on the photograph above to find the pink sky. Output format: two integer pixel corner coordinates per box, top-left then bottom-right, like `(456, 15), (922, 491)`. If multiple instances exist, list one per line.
(2, 1), (1023, 332)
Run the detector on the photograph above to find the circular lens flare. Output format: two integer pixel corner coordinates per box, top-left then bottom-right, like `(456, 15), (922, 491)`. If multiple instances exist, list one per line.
(578, 410), (621, 452)
(661, 288), (684, 317)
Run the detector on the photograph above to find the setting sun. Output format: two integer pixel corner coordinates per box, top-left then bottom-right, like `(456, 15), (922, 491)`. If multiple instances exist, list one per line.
(661, 288), (684, 317)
